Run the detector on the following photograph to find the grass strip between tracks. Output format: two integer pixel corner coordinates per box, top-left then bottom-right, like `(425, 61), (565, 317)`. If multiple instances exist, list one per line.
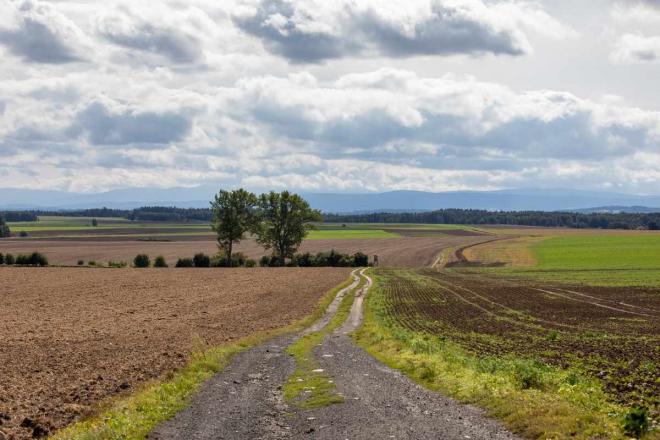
(353, 270), (653, 440)
(283, 270), (367, 409)
(50, 273), (357, 440)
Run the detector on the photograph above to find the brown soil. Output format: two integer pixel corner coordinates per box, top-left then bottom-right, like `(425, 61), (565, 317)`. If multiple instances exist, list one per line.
(379, 269), (660, 413)
(0, 267), (350, 440)
(0, 236), (493, 268)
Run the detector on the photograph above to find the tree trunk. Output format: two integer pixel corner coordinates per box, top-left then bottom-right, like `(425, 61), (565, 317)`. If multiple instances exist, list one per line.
(228, 241), (233, 267)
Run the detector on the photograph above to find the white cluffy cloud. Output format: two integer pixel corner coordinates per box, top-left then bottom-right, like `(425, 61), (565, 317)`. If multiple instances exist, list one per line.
(0, 0), (659, 194)
(233, 0), (576, 63)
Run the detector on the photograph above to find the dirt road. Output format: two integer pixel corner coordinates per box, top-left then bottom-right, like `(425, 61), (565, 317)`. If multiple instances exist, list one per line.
(150, 270), (518, 439)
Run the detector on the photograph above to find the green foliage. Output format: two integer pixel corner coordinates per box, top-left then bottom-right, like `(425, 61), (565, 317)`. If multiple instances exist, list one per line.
(14, 252), (48, 266)
(290, 250), (370, 267)
(88, 260), (97, 266)
(91, 218), (98, 227)
(324, 209), (660, 230)
(622, 407), (649, 438)
(175, 258), (194, 268)
(253, 191), (322, 266)
(77, 259), (84, 266)
(108, 261), (128, 268)
(133, 254), (151, 268)
(4, 253), (14, 265)
(153, 255), (168, 268)
(0, 213), (10, 238)
(211, 251), (246, 267)
(192, 253), (210, 268)
(244, 258), (257, 268)
(19, 230), (28, 237)
(211, 189), (258, 266)
(0, 253), (3, 265)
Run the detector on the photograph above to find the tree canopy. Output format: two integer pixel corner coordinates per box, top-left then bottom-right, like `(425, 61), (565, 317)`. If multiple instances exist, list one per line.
(0, 214), (10, 238)
(211, 189), (258, 264)
(253, 191), (322, 265)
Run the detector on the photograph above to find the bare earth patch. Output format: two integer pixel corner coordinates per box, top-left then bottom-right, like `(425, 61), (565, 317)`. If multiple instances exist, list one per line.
(0, 267), (350, 440)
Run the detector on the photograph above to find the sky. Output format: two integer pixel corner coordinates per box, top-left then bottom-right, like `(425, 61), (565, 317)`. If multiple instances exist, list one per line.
(1, 0), (660, 194)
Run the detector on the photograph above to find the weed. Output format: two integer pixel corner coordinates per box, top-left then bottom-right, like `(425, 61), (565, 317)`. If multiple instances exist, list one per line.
(622, 407), (649, 438)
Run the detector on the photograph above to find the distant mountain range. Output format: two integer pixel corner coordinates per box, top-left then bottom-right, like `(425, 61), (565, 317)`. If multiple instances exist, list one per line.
(1, 187), (660, 214)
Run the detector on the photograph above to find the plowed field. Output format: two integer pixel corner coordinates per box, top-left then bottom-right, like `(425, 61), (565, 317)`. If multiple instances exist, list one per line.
(0, 267), (350, 439)
(378, 269), (660, 416)
(0, 235), (492, 268)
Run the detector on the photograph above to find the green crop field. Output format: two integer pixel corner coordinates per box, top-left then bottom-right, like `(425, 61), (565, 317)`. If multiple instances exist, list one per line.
(495, 234), (660, 286)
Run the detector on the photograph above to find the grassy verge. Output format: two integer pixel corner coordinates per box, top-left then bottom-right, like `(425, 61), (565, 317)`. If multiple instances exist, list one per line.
(283, 270), (366, 409)
(353, 271), (652, 440)
(51, 273), (356, 440)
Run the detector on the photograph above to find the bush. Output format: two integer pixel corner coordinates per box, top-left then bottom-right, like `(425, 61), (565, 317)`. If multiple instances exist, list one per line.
(14, 252), (48, 266)
(133, 254), (150, 268)
(0, 253), (3, 265)
(175, 257), (194, 268)
(259, 254), (282, 267)
(4, 254), (14, 265)
(292, 252), (314, 267)
(353, 251), (369, 267)
(108, 261), (127, 268)
(622, 407), (649, 439)
(88, 260), (97, 266)
(19, 231), (28, 237)
(211, 252), (248, 267)
(245, 258), (257, 267)
(91, 218), (98, 227)
(193, 253), (210, 268)
(77, 260), (84, 266)
(154, 255), (168, 267)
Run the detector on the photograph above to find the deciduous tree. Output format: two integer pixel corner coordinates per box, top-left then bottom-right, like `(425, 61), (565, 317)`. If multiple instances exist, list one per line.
(253, 191), (321, 266)
(211, 189), (258, 265)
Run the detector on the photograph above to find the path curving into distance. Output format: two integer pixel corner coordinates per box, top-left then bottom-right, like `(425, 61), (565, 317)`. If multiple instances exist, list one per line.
(150, 269), (519, 440)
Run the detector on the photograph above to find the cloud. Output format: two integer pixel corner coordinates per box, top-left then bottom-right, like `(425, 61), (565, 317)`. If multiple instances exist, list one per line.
(233, 0), (572, 63)
(95, 5), (206, 64)
(611, 33), (660, 63)
(70, 101), (193, 146)
(0, 0), (87, 63)
(233, 69), (660, 161)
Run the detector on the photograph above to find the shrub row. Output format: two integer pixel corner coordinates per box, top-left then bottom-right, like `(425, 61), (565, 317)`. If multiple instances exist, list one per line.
(175, 252), (257, 268)
(124, 251), (369, 269)
(260, 250), (369, 267)
(0, 252), (48, 266)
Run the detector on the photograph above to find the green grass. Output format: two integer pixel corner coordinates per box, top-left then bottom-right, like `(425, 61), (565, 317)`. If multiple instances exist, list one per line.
(50, 274), (356, 440)
(283, 270), (366, 408)
(534, 235), (660, 270)
(353, 270), (641, 440)
(491, 234), (660, 286)
(306, 229), (399, 239)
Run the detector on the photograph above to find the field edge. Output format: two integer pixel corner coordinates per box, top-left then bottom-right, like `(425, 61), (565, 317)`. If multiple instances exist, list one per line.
(49, 273), (357, 440)
(352, 269), (651, 440)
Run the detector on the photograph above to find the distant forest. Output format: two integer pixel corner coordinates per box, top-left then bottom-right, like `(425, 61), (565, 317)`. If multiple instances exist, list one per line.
(1, 207), (212, 223)
(2, 207), (660, 230)
(324, 209), (660, 230)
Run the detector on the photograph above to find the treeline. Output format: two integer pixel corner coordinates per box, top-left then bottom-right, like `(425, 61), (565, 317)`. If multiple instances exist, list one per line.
(0, 207), (214, 223)
(0, 214), (10, 237)
(324, 209), (660, 230)
(127, 207), (212, 222)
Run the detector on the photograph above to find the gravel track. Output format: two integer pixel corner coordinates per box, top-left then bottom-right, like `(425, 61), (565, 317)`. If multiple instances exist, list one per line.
(150, 270), (519, 439)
